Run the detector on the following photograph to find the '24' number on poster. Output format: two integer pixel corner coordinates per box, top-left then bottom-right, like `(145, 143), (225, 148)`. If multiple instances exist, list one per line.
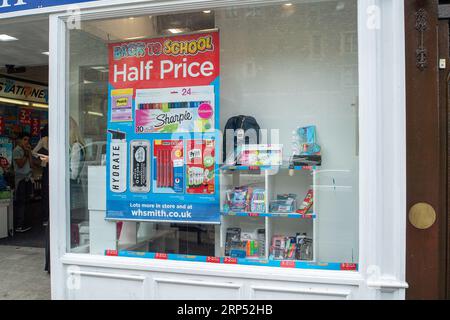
(181, 88), (192, 96)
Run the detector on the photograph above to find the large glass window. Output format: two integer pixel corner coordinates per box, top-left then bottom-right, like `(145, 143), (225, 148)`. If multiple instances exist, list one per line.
(67, 0), (359, 271)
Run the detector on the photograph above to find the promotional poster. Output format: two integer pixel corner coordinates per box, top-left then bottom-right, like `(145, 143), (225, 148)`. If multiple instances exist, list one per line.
(106, 31), (220, 223)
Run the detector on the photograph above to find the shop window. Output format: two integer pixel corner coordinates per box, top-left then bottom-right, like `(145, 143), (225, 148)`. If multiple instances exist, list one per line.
(341, 32), (358, 54)
(67, 0), (359, 271)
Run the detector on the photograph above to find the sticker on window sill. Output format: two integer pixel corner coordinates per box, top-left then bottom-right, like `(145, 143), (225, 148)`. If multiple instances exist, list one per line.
(207, 256), (221, 263)
(340, 263), (358, 271)
(280, 261), (296, 268)
(155, 253), (168, 260)
(223, 257), (238, 264)
(105, 250), (118, 256)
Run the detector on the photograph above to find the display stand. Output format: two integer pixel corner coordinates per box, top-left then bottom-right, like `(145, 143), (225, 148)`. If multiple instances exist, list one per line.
(0, 193), (13, 239)
(219, 164), (317, 263)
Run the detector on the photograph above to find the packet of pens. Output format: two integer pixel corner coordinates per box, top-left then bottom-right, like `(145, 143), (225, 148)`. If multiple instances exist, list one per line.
(226, 228), (266, 259)
(186, 139), (215, 194)
(271, 234), (313, 261)
(153, 140), (184, 194)
(224, 187), (266, 213)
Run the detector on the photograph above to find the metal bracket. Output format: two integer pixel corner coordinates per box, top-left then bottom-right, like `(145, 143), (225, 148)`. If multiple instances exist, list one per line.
(367, 278), (409, 293)
(415, 9), (428, 71)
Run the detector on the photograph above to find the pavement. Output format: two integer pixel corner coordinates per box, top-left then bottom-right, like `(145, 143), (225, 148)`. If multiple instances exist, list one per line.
(0, 246), (51, 300)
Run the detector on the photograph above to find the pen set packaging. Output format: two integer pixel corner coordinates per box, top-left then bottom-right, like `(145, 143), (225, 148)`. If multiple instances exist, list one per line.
(296, 189), (314, 215)
(153, 140), (184, 194)
(186, 140), (216, 194)
(135, 86), (216, 134)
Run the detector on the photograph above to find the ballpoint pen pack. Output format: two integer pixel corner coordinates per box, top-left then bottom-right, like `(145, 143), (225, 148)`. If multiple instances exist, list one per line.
(153, 140), (184, 194)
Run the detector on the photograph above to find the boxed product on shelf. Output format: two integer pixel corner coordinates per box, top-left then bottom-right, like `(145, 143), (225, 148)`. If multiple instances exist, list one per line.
(291, 126), (322, 166)
(225, 227), (241, 256)
(270, 233), (313, 261)
(225, 227), (265, 259)
(257, 228), (266, 257)
(271, 235), (288, 260)
(296, 233), (313, 261)
(250, 189), (265, 213)
(269, 194), (297, 213)
(291, 154), (322, 167)
(224, 187), (266, 213)
(237, 144), (283, 166)
(225, 187), (251, 212)
(241, 231), (260, 259)
(292, 126), (321, 156)
(296, 189), (314, 215)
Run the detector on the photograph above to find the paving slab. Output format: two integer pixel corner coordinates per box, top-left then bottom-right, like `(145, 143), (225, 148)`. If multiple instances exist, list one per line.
(0, 246), (50, 300)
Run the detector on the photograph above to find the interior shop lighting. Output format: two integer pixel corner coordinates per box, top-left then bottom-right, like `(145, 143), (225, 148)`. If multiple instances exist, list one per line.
(125, 36), (147, 40)
(283, 3), (293, 7)
(0, 97), (30, 106)
(0, 97), (48, 109)
(168, 28), (184, 34)
(42, 51), (49, 55)
(31, 103), (49, 109)
(88, 111), (104, 117)
(203, 10), (211, 13)
(0, 34), (18, 41)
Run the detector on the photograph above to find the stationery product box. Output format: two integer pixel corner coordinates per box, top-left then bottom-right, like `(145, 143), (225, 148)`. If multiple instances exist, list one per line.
(186, 139), (216, 194)
(153, 140), (184, 194)
(238, 144), (283, 166)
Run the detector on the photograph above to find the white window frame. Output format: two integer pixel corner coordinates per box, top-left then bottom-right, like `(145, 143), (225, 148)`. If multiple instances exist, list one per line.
(48, 0), (407, 299)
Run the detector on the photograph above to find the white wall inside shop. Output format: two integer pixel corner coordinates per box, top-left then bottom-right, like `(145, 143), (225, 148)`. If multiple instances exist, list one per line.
(216, 0), (359, 264)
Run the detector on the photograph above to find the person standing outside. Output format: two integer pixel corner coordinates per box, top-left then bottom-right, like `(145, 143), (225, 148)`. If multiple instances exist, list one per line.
(33, 124), (49, 225)
(33, 125), (50, 272)
(13, 132), (33, 233)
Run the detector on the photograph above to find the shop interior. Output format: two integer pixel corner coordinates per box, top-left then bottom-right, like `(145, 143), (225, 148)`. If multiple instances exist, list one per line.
(0, 16), (50, 249)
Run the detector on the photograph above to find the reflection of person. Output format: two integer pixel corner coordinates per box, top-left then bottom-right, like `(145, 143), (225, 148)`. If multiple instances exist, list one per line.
(13, 133), (33, 233)
(33, 125), (50, 273)
(70, 118), (85, 184)
(69, 118), (86, 233)
(0, 156), (9, 190)
(33, 124), (49, 224)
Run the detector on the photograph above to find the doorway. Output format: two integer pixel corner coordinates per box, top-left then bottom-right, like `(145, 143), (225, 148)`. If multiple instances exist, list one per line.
(0, 15), (50, 300)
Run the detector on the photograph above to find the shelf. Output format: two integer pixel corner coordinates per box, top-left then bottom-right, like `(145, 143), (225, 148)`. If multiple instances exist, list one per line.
(220, 164), (319, 172)
(221, 211), (316, 219)
(110, 250), (357, 271)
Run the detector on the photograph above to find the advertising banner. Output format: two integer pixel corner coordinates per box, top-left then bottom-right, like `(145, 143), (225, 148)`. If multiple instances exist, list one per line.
(18, 108), (32, 125)
(31, 118), (41, 136)
(106, 31), (220, 223)
(0, 137), (12, 170)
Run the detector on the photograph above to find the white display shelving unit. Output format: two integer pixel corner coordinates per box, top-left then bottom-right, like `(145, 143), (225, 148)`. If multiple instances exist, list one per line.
(218, 163), (318, 263)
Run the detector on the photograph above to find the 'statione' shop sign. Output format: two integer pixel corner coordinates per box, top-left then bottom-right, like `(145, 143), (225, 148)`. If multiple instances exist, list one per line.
(0, 77), (48, 104)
